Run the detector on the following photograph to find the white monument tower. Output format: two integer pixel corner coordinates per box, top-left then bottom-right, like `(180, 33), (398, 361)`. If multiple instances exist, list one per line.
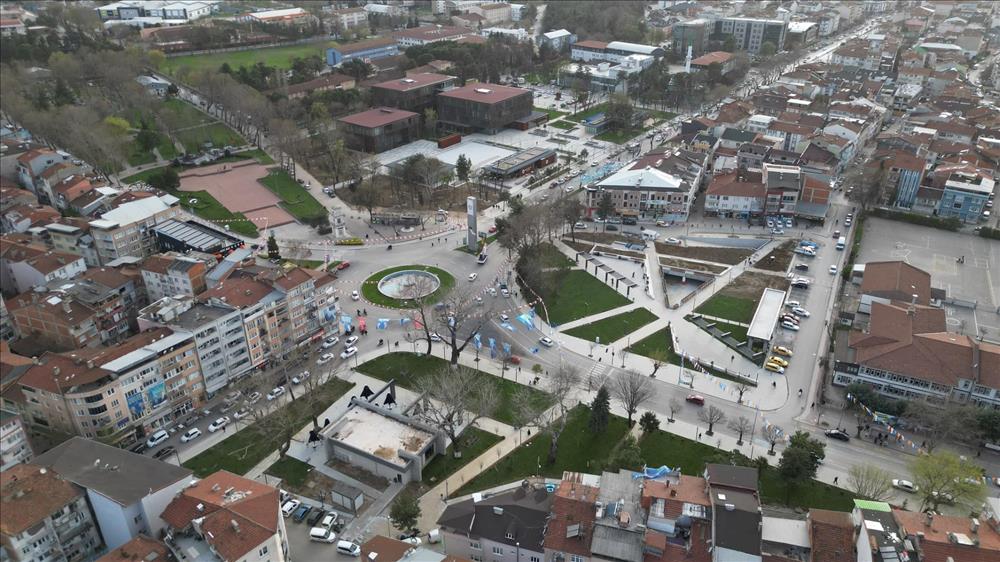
(684, 45), (693, 73)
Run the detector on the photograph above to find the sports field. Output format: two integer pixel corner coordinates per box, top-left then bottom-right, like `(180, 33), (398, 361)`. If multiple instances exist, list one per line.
(162, 41), (338, 75)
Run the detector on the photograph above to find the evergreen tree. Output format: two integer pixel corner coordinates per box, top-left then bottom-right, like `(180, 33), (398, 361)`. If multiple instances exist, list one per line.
(267, 232), (281, 260)
(589, 386), (611, 433)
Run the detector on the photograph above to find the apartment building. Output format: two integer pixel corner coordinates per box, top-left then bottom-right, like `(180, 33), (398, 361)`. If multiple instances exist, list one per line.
(671, 18), (710, 56)
(34, 164), (89, 207)
(140, 252), (209, 302)
(0, 464), (104, 562)
(762, 163), (802, 215)
(711, 17), (787, 53)
(6, 291), (104, 351)
(45, 220), (102, 267)
(33, 437), (193, 551)
(0, 237), (87, 295)
(0, 408), (33, 471)
(15, 148), (74, 196)
(89, 194), (182, 263)
(139, 295), (253, 396)
(15, 328), (204, 443)
(938, 169), (994, 223)
(587, 148), (705, 222)
(328, 6), (367, 30)
(160, 471), (289, 562)
(704, 170), (766, 218)
(704, 465), (762, 561)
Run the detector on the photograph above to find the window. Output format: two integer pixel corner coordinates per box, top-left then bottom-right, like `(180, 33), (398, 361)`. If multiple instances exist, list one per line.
(530, 557), (540, 562)
(492, 547), (503, 555)
(470, 542), (481, 550)
(258, 546), (268, 556)
(505, 532), (514, 540)
(571, 556), (585, 562)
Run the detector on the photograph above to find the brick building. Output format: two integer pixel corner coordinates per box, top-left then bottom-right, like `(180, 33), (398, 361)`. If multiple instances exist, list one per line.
(436, 83), (532, 134)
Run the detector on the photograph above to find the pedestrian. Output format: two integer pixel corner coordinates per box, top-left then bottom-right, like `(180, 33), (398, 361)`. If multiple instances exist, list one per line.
(772, 381), (776, 388)
(811, 401), (815, 408)
(363, 309), (368, 316)
(833, 476), (839, 485)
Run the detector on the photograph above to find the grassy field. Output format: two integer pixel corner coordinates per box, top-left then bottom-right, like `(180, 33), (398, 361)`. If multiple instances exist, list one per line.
(265, 456), (312, 487)
(162, 98), (214, 129)
(536, 107), (567, 120)
(455, 405), (630, 496)
(259, 170), (327, 221)
(536, 242), (574, 268)
(127, 133), (178, 166)
(755, 240), (796, 272)
(628, 327), (678, 362)
(566, 102), (610, 123)
(183, 377), (353, 477)
(564, 308), (658, 344)
(695, 294), (757, 324)
(595, 128), (644, 144)
(176, 123), (246, 154)
(360, 265), (456, 308)
(162, 41), (337, 75)
(548, 120), (578, 130)
(716, 322), (749, 342)
(356, 353), (550, 426)
(639, 430), (853, 511)
(421, 427), (504, 485)
(538, 270), (631, 326)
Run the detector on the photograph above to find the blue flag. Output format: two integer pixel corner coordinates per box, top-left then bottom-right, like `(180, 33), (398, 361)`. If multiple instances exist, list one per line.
(502, 342), (511, 355)
(474, 333), (482, 349)
(377, 318), (389, 330)
(488, 338), (496, 350)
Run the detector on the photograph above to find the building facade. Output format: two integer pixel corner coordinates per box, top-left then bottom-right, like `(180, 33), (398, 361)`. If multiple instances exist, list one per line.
(711, 17), (787, 53)
(371, 73), (457, 114)
(0, 408), (33, 471)
(436, 83), (533, 134)
(937, 171), (994, 223)
(325, 38), (399, 66)
(139, 253), (208, 303)
(89, 196), (182, 263)
(339, 107), (422, 154)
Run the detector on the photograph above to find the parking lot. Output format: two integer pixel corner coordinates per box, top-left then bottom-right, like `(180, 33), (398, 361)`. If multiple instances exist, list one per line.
(857, 217), (1000, 342)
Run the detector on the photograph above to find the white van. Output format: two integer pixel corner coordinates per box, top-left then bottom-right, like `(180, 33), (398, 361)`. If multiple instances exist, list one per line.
(641, 229), (659, 241)
(336, 541), (361, 556)
(835, 236), (846, 250)
(310, 526), (336, 543)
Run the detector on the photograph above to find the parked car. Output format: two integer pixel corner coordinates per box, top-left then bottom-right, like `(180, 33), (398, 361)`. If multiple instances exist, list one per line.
(292, 371), (310, 385)
(282, 499), (301, 518)
(317, 353), (334, 365)
(336, 541), (361, 557)
(292, 504), (312, 523)
(784, 300), (801, 308)
(685, 394), (705, 406)
(351, 290), (360, 300)
(340, 346), (358, 359)
(795, 263), (809, 271)
(773, 346), (793, 357)
(764, 362), (785, 374)
(892, 479), (918, 493)
(539, 336), (555, 347)
(337, 261), (351, 271)
(829, 265), (838, 275)
(246, 391), (262, 404)
(344, 336), (359, 347)
(208, 417), (230, 433)
(401, 537), (422, 546)
(768, 356), (789, 367)
(606, 225), (619, 231)
(792, 307), (810, 317)
(666, 237), (681, 245)
(153, 446), (176, 460)
(499, 313), (510, 323)
(233, 409), (250, 420)
(824, 429), (850, 442)
(322, 337), (339, 349)
(180, 428), (202, 443)
(146, 429), (169, 448)
(781, 321), (800, 331)
(307, 509), (327, 527)
(267, 386), (285, 401)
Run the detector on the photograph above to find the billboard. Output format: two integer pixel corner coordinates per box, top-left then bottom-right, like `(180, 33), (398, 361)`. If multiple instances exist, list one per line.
(146, 382), (166, 409)
(126, 392), (145, 418)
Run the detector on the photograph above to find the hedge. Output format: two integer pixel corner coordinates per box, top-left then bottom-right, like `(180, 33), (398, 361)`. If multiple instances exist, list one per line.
(978, 226), (1000, 240)
(868, 208), (962, 231)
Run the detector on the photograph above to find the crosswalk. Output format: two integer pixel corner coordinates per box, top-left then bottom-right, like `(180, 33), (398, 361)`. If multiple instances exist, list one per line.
(587, 362), (614, 392)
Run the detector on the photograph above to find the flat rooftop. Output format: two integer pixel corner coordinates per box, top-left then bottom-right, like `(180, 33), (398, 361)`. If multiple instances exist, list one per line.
(372, 72), (454, 92)
(487, 146), (555, 173)
(438, 83), (530, 104)
(747, 287), (787, 341)
(339, 107), (419, 129)
(326, 407), (434, 468)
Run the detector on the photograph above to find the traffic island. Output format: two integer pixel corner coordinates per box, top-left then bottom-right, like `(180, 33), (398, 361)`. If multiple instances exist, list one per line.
(360, 265), (456, 308)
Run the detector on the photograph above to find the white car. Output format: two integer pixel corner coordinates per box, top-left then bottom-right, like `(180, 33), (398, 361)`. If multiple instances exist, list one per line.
(792, 277), (811, 285)
(344, 335), (359, 347)
(317, 353), (334, 365)
(310, 513), (339, 543)
(539, 336), (555, 347)
(574, 222), (586, 229)
(781, 321), (800, 331)
(208, 417), (230, 433)
(499, 313), (510, 323)
(292, 371), (310, 385)
(351, 290), (360, 301)
(829, 265), (838, 275)
(429, 332), (443, 342)
(281, 499), (301, 518)
(792, 307), (811, 317)
(468, 272), (478, 282)
(892, 479), (918, 493)
(180, 428), (202, 443)
(146, 429), (169, 448)
(246, 391), (262, 404)
(666, 237), (681, 245)
(785, 300), (801, 309)
(340, 346), (358, 359)
(267, 386), (285, 401)
(501, 287), (510, 297)
(401, 536), (422, 546)
(321, 336), (339, 349)
(233, 409), (250, 420)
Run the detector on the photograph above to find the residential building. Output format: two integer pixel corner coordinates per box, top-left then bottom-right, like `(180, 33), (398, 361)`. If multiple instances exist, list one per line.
(0, 407), (33, 470)
(96, 1), (217, 22)
(542, 479), (598, 562)
(0, 464), (104, 562)
(139, 295), (254, 396)
(139, 252), (209, 302)
(805, 509), (855, 562)
(766, 121), (815, 152)
(589, 470), (647, 562)
(711, 17), (787, 53)
(671, 18), (710, 56)
(97, 535), (174, 562)
(326, 38), (399, 67)
(704, 169), (766, 218)
(882, 151), (926, 208)
(281, 73), (355, 99)
(438, 481), (553, 562)
(857, 260), (932, 315)
(785, 21), (818, 47)
(892, 508), (1000, 562)
(0, 238), (88, 295)
(762, 162), (802, 215)
(33, 437), (193, 551)
(363, 3), (406, 17)
(14, 328), (205, 443)
(641, 470), (713, 560)
(540, 29), (576, 51)
(471, 3), (511, 24)
(89, 194), (183, 263)
(34, 163), (89, 207)
(437, 83), (532, 134)
(338, 107), (422, 153)
(372, 73), (458, 114)
(394, 25), (473, 48)
(160, 470), (289, 562)
(704, 464), (761, 561)
(1, 203), (61, 234)
(689, 51), (735, 74)
(938, 169), (995, 223)
(509, 3), (525, 20)
(7, 291), (105, 351)
(328, 7), (367, 30)
(590, 151), (702, 222)
(15, 148), (73, 196)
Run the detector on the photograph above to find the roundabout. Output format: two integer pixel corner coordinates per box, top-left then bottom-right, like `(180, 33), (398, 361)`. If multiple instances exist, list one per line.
(361, 265), (455, 308)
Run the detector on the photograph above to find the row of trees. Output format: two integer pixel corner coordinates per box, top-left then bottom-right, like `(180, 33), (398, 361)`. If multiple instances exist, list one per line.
(542, 1), (647, 43)
(403, 35), (536, 86)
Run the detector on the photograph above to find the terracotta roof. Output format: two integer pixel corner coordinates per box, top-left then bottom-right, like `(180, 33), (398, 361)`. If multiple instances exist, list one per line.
(0, 464), (84, 536)
(97, 535), (175, 562)
(808, 509), (854, 562)
(641, 475), (710, 518)
(141, 255), (173, 275)
(284, 73), (354, 96)
(769, 121), (816, 136)
(39, 161), (76, 180)
(438, 82), (530, 104)
(160, 470), (280, 562)
(707, 171), (766, 198)
(262, 266), (313, 291)
(574, 39), (609, 50)
(360, 535), (416, 562)
(82, 266), (131, 289)
(544, 480), (599, 556)
(0, 238), (83, 275)
(691, 51), (733, 66)
(893, 509), (1000, 562)
(200, 276), (276, 308)
(373, 72), (454, 92)
(15, 148), (55, 165)
(393, 25), (469, 42)
(859, 261), (931, 304)
(339, 106), (419, 128)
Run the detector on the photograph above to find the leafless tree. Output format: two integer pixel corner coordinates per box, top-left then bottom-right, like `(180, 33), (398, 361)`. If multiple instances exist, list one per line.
(728, 416), (753, 445)
(762, 423), (783, 455)
(415, 368), (499, 455)
(434, 287), (490, 366)
(513, 364), (581, 465)
(667, 398), (682, 423)
(403, 275), (444, 356)
(698, 405), (726, 436)
(733, 382), (750, 404)
(612, 370), (655, 427)
(649, 348), (670, 377)
(847, 464), (894, 501)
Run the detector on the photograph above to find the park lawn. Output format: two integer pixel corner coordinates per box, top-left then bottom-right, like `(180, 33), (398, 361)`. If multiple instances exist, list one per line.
(162, 98), (214, 129)
(259, 170), (327, 221)
(421, 427), (504, 485)
(639, 430), (853, 511)
(539, 270), (631, 326)
(163, 41), (338, 75)
(535, 242), (574, 268)
(355, 353), (550, 426)
(176, 122), (245, 154)
(535, 107), (567, 120)
(716, 322), (749, 342)
(566, 102), (609, 123)
(454, 405), (630, 496)
(183, 377), (353, 477)
(595, 127), (646, 145)
(564, 308), (658, 344)
(265, 456), (312, 487)
(695, 294), (756, 324)
(127, 133), (178, 166)
(628, 327), (678, 362)
(360, 265), (455, 308)
(548, 120), (577, 130)
(121, 147), (271, 184)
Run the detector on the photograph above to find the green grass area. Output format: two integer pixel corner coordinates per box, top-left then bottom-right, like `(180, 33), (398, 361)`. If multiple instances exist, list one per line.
(121, 149), (272, 184)
(536, 242), (574, 268)
(176, 122), (245, 154)
(566, 102), (610, 123)
(639, 430), (853, 511)
(716, 322), (748, 342)
(356, 353), (550, 426)
(162, 98), (214, 129)
(695, 294), (756, 324)
(455, 405), (630, 496)
(162, 41), (337, 75)
(183, 377), (353, 477)
(594, 127), (644, 144)
(628, 326), (678, 362)
(265, 456), (312, 487)
(421, 427), (504, 484)
(259, 170), (327, 221)
(127, 133), (178, 166)
(360, 265), (456, 308)
(535, 107), (567, 120)
(548, 120), (577, 130)
(564, 308), (658, 344)
(538, 269), (630, 326)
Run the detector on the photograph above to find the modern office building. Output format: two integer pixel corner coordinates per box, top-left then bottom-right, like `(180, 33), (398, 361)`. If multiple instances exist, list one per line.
(326, 37), (399, 67)
(671, 18), (710, 56)
(371, 73), (457, 114)
(711, 17), (787, 53)
(338, 107), (422, 153)
(436, 83), (532, 134)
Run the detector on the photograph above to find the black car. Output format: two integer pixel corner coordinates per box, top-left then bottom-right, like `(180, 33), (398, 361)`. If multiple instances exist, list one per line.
(606, 225), (619, 231)
(153, 446), (176, 460)
(128, 441), (148, 454)
(824, 429), (850, 442)
(307, 508), (327, 526)
(794, 263), (809, 271)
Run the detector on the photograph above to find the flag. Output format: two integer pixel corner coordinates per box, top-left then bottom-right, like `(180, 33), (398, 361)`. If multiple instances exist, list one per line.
(488, 338), (496, 350)
(474, 333), (482, 349)
(502, 342), (511, 355)
(377, 318), (389, 330)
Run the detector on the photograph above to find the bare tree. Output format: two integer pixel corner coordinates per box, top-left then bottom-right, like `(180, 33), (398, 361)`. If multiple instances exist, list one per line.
(733, 382), (750, 404)
(415, 368), (499, 455)
(698, 405), (726, 436)
(649, 348), (670, 377)
(847, 464), (894, 501)
(402, 275), (442, 356)
(728, 416), (753, 445)
(435, 287), (490, 366)
(513, 364), (581, 465)
(613, 370), (655, 427)
(762, 423), (783, 455)
(667, 398), (682, 423)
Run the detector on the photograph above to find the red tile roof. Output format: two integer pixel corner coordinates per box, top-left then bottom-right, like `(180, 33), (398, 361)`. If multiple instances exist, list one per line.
(360, 536), (417, 562)
(393, 25), (468, 42)
(893, 509), (1000, 562)
(97, 535), (174, 562)
(859, 261), (931, 305)
(200, 276), (276, 308)
(438, 83), (530, 104)
(339, 106), (419, 128)
(373, 72), (455, 92)
(0, 464), (84, 536)
(543, 480), (599, 556)
(574, 40), (609, 50)
(691, 51), (734, 66)
(808, 509), (854, 562)
(707, 171), (766, 199)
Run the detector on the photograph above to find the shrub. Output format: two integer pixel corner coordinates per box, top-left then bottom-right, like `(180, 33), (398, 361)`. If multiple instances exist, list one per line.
(335, 238), (364, 246)
(978, 226), (1000, 240)
(868, 208), (961, 231)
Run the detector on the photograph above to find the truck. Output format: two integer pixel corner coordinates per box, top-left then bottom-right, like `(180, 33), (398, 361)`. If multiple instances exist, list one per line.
(835, 236), (846, 250)
(437, 133), (461, 149)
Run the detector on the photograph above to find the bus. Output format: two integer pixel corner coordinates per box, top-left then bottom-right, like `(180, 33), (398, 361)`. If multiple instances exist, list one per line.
(835, 236), (846, 250)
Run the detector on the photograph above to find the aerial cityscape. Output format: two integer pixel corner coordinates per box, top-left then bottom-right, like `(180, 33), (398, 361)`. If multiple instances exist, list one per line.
(1, 1), (999, 561)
